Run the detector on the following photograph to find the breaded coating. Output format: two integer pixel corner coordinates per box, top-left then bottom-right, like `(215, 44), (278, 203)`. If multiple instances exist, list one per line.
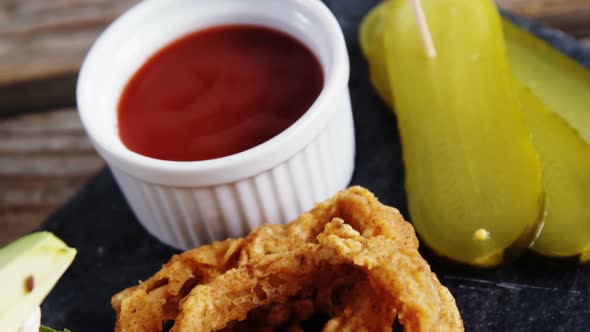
(112, 186), (463, 332)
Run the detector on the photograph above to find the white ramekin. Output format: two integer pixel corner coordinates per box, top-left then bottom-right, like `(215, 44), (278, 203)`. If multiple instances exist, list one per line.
(77, 0), (355, 250)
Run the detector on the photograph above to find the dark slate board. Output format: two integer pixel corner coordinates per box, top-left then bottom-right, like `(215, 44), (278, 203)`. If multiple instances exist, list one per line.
(40, 1), (590, 331)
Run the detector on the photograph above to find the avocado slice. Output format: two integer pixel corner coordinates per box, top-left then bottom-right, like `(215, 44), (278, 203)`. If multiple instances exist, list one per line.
(18, 306), (40, 332)
(0, 232), (76, 331)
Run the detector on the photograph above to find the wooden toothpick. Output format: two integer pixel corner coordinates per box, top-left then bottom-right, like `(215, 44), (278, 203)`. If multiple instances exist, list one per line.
(410, 0), (437, 58)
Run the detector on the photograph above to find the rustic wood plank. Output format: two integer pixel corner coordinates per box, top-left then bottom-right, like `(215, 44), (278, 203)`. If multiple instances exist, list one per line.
(0, 108), (104, 246)
(0, 107), (89, 133)
(1, 0), (589, 114)
(1, 207), (58, 247)
(497, 0), (590, 37)
(0, 0), (139, 113)
(0, 0), (138, 84)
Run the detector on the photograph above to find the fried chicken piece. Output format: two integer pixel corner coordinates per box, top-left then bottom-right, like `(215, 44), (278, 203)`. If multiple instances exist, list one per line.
(112, 186), (463, 332)
(111, 239), (244, 331)
(219, 267), (394, 332)
(321, 279), (395, 332)
(317, 218), (462, 332)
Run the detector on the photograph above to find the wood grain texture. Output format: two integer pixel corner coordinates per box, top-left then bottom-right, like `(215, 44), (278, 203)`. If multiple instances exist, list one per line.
(0, 0), (139, 113)
(497, 0), (590, 37)
(0, 108), (104, 246)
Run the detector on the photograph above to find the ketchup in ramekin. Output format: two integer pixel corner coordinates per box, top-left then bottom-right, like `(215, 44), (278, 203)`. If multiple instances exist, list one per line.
(118, 25), (323, 162)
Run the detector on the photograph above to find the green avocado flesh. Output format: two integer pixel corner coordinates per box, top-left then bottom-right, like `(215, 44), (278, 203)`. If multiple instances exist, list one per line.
(363, 0), (545, 267)
(0, 232), (76, 331)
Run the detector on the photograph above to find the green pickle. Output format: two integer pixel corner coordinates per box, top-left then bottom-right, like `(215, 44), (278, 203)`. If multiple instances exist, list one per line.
(361, 1), (590, 264)
(503, 22), (590, 261)
(516, 84), (590, 262)
(359, 4), (392, 104)
(504, 21), (590, 144)
(378, 0), (545, 267)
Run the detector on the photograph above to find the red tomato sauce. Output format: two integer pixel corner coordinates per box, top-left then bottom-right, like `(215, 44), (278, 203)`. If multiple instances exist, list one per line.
(118, 25), (324, 161)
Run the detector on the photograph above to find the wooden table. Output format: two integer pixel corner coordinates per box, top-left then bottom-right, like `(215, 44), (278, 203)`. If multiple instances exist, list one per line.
(1, 0), (589, 247)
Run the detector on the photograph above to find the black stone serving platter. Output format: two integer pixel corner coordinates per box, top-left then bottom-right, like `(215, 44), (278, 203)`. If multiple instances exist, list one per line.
(40, 1), (590, 331)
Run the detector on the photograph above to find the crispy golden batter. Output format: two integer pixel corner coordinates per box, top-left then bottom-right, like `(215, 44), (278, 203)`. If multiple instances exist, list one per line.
(112, 186), (463, 332)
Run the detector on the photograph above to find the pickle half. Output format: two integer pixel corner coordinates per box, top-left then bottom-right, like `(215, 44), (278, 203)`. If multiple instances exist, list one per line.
(516, 83), (590, 263)
(504, 22), (590, 262)
(378, 0), (545, 267)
